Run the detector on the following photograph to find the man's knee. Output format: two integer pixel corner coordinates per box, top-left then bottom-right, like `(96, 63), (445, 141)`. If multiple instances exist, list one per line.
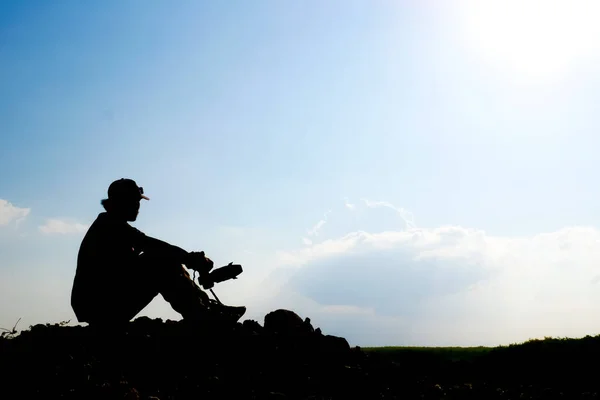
(138, 252), (187, 278)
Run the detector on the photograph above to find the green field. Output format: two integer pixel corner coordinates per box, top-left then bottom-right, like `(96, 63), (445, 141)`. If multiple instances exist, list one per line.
(362, 345), (493, 362)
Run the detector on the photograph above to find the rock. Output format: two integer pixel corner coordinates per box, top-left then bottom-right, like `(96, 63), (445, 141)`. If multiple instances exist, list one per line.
(264, 309), (309, 335)
(322, 335), (350, 353)
(0, 309), (363, 399)
(242, 319), (264, 335)
(303, 317), (315, 333)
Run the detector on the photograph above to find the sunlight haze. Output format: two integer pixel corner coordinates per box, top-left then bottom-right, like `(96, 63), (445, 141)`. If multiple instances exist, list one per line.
(455, 0), (600, 84)
(2, 1), (600, 347)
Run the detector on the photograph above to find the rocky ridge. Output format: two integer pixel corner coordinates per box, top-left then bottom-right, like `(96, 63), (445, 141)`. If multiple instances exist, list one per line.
(0, 309), (369, 399)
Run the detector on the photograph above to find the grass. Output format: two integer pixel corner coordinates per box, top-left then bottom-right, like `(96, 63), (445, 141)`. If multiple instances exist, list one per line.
(362, 345), (493, 361)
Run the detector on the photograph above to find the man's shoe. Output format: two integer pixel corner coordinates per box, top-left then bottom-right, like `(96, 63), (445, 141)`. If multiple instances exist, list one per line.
(223, 305), (246, 322)
(209, 301), (246, 323)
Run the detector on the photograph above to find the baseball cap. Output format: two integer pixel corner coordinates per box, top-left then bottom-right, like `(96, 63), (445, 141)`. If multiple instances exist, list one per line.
(107, 178), (150, 201)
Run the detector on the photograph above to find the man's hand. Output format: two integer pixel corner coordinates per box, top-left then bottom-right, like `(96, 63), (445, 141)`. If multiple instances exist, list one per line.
(185, 251), (214, 275)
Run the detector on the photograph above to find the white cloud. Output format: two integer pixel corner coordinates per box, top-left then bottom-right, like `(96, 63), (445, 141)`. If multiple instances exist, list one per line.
(0, 199), (30, 226)
(264, 202), (600, 347)
(39, 219), (89, 235)
(307, 220), (326, 236)
(306, 210), (331, 237)
(308, 211), (331, 236)
(343, 197), (355, 210)
(361, 198), (416, 228)
(279, 231), (368, 266)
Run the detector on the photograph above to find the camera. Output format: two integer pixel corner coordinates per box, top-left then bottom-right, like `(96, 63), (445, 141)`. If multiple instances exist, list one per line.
(198, 262), (243, 290)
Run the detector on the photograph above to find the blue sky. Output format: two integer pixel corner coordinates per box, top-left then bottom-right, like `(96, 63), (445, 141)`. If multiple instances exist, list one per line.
(3, 1), (600, 346)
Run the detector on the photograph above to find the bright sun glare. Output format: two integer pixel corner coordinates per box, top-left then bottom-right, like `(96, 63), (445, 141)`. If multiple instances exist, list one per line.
(456, 0), (600, 84)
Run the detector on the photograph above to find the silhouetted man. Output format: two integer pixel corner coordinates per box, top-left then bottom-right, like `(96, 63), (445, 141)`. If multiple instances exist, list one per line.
(71, 178), (245, 326)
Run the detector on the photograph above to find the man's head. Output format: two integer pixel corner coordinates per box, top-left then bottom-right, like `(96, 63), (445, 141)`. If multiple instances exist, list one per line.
(101, 178), (149, 221)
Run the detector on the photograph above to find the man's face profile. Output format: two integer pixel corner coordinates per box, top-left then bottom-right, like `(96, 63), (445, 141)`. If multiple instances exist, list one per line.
(121, 198), (141, 222)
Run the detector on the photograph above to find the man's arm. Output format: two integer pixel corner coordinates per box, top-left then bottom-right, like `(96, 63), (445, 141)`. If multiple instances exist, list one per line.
(142, 235), (190, 261)
(130, 226), (212, 270)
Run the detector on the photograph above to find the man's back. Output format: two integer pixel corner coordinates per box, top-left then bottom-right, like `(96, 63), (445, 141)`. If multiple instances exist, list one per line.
(71, 212), (146, 322)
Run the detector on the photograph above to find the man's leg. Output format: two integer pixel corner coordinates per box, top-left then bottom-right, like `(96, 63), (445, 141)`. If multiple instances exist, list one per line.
(82, 256), (210, 327)
(103, 252), (246, 325)
(148, 255), (247, 324)
(133, 252), (212, 321)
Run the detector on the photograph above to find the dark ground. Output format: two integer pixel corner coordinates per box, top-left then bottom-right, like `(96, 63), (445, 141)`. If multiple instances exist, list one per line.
(2, 309), (600, 399)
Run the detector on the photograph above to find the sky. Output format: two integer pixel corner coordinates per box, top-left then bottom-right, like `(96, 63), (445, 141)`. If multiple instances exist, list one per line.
(3, 0), (600, 347)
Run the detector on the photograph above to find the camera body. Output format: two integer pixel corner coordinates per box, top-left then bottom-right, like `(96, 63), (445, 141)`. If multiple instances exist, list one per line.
(198, 262), (243, 290)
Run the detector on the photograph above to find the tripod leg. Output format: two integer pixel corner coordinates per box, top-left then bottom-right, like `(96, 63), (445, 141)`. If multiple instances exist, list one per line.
(209, 288), (223, 305)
